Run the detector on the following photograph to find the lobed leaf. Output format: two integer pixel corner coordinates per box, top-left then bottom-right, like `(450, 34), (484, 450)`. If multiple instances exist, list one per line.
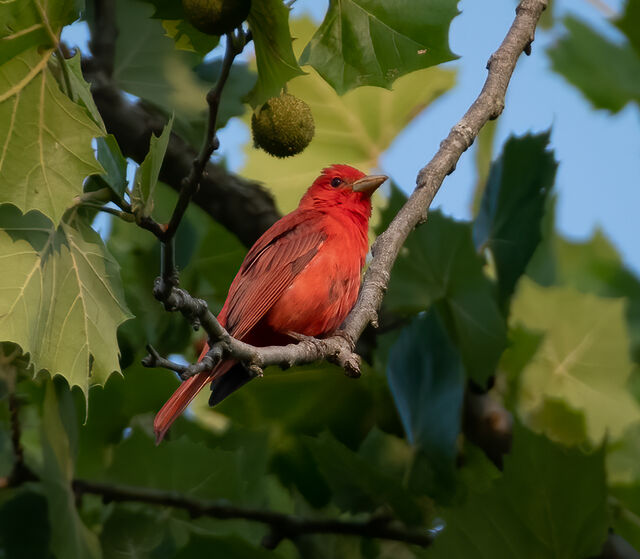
(379, 186), (506, 385)
(473, 131), (557, 309)
(509, 278), (640, 444)
(0, 47), (104, 224)
(427, 425), (608, 558)
(245, 0), (305, 108)
(548, 16), (640, 112)
(0, 206), (132, 399)
(300, 0), (459, 94)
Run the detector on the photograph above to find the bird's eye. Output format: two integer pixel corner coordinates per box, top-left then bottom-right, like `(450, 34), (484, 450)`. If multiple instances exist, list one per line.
(331, 177), (343, 188)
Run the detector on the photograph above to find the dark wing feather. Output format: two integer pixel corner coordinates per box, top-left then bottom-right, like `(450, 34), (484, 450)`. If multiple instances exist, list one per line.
(221, 210), (326, 341)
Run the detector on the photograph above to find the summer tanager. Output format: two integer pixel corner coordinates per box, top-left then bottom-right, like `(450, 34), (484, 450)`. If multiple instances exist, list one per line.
(154, 164), (387, 443)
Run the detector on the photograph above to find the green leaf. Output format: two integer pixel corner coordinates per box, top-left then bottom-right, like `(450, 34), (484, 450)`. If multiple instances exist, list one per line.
(305, 432), (426, 525)
(548, 16), (640, 112)
(427, 425), (608, 558)
(300, 0), (459, 94)
(617, 0), (640, 57)
(379, 187), (506, 385)
(470, 119), (497, 214)
(245, 0), (305, 107)
(105, 429), (268, 505)
(0, 490), (53, 559)
(108, 0), (212, 146)
(139, 0), (220, 54)
(0, 0), (78, 66)
(100, 505), (167, 559)
(528, 229), (640, 363)
(473, 132), (557, 309)
(55, 52), (106, 131)
(243, 19), (455, 213)
(176, 534), (288, 559)
(0, 206), (132, 399)
(39, 381), (101, 559)
(132, 116), (173, 218)
(0, 47), (104, 224)
(509, 278), (640, 444)
(195, 59), (256, 129)
(85, 135), (128, 198)
(387, 311), (464, 500)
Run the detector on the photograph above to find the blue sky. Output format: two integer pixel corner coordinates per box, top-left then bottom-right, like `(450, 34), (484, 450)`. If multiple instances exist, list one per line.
(65, 0), (639, 274)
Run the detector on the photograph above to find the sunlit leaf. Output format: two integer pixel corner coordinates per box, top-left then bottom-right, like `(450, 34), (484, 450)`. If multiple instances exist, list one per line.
(509, 278), (640, 444)
(300, 0), (459, 94)
(0, 206), (132, 398)
(0, 47), (104, 224)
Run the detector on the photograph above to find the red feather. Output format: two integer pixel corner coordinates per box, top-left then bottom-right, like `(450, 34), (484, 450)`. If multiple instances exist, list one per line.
(153, 164), (386, 443)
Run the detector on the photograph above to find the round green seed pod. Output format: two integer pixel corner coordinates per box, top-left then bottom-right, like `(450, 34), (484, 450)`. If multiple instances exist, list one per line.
(251, 94), (315, 158)
(181, 0), (251, 36)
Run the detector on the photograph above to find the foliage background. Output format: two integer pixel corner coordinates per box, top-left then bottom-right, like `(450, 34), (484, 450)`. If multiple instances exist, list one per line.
(1, 0), (639, 558)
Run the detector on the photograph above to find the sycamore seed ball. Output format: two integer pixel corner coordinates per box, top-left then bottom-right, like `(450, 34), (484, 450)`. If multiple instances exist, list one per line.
(181, 0), (251, 36)
(251, 94), (315, 158)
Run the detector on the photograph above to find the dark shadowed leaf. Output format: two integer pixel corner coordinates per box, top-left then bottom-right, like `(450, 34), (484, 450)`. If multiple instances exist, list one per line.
(473, 131), (557, 309)
(0, 490), (53, 559)
(175, 534), (288, 559)
(245, 0), (304, 107)
(548, 16), (640, 112)
(39, 381), (101, 559)
(425, 425), (608, 558)
(300, 0), (459, 94)
(305, 432), (426, 525)
(387, 311), (464, 501)
(617, 0), (640, 57)
(84, 135), (128, 198)
(378, 185), (506, 385)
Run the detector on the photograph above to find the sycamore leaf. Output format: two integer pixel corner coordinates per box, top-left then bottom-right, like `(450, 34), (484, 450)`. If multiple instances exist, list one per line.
(84, 135), (128, 198)
(0, 206), (132, 399)
(548, 16), (640, 112)
(387, 311), (464, 500)
(378, 187), (506, 385)
(473, 131), (557, 309)
(0, 0), (77, 66)
(132, 116), (173, 218)
(39, 381), (101, 559)
(509, 278), (640, 444)
(243, 19), (455, 213)
(245, 0), (305, 108)
(300, 0), (459, 94)
(617, 0), (640, 57)
(0, 47), (104, 224)
(427, 425), (608, 558)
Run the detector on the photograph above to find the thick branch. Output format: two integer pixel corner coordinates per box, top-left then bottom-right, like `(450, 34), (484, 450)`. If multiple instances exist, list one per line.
(72, 479), (435, 549)
(143, 0), (548, 378)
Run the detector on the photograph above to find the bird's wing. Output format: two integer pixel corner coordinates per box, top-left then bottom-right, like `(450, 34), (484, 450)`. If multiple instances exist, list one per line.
(221, 210), (326, 341)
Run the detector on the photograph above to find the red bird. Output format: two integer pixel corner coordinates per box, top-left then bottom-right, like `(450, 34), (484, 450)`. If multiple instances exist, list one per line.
(154, 164), (387, 443)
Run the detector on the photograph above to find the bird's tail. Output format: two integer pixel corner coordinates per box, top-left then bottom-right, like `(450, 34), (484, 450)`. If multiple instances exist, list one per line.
(153, 344), (233, 444)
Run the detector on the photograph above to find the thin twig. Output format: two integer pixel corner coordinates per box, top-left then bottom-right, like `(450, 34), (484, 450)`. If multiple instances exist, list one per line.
(71, 479), (435, 549)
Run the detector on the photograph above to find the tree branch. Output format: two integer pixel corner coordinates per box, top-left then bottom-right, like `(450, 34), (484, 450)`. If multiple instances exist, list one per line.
(71, 479), (435, 549)
(142, 0), (548, 379)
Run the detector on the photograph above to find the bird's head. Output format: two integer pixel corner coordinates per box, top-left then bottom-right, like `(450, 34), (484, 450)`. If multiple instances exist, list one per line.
(299, 164), (388, 217)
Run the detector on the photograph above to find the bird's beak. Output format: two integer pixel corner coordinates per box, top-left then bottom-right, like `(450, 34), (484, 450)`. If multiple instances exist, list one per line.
(352, 174), (388, 195)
